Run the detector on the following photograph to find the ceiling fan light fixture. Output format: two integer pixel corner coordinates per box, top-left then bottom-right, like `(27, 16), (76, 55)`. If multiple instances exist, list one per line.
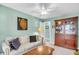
(41, 10), (47, 15)
(40, 4), (48, 15)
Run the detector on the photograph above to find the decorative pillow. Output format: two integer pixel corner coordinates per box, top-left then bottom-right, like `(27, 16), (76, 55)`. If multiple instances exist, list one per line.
(29, 35), (37, 42)
(5, 37), (17, 46)
(9, 38), (20, 50)
(9, 42), (15, 50)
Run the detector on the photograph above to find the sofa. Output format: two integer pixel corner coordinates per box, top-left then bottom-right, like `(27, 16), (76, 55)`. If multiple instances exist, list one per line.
(2, 35), (42, 55)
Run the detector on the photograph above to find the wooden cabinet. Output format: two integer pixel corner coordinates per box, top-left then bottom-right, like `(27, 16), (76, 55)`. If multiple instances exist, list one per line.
(55, 17), (78, 49)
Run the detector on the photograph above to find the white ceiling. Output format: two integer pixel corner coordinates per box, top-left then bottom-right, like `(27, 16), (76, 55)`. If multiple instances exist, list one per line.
(1, 3), (79, 19)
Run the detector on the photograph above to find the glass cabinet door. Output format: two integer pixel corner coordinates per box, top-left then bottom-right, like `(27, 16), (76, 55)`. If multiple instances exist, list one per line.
(55, 20), (64, 34)
(65, 19), (76, 35)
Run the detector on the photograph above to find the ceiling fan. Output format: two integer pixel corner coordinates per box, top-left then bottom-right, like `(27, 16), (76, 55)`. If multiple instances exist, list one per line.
(31, 3), (57, 17)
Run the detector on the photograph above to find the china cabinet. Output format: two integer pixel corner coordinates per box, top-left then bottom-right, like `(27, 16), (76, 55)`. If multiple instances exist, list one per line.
(55, 17), (78, 49)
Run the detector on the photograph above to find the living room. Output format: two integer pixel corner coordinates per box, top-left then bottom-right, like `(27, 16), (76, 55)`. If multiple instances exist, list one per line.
(0, 3), (79, 55)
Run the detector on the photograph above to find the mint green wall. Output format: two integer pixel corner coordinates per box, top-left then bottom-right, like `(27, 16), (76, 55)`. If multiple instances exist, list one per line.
(0, 5), (40, 53)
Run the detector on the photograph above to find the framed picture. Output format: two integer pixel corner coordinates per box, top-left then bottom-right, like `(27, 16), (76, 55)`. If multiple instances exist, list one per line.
(17, 17), (28, 30)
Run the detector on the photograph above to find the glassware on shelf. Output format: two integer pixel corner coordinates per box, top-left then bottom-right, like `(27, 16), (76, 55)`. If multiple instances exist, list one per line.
(65, 20), (76, 35)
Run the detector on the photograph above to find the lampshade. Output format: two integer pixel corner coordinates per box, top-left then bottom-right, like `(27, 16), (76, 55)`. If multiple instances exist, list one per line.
(37, 27), (43, 32)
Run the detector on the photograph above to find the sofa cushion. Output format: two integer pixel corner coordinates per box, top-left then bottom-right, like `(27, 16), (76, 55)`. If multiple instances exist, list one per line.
(9, 38), (20, 50)
(19, 36), (29, 44)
